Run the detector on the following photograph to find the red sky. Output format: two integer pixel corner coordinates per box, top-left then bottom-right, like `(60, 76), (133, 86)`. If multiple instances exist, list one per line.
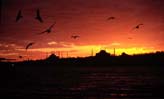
(0, 0), (164, 61)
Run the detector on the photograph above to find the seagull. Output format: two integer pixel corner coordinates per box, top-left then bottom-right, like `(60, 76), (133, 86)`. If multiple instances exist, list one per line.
(71, 35), (80, 39)
(128, 37), (133, 40)
(38, 22), (55, 35)
(26, 42), (34, 50)
(35, 9), (43, 23)
(16, 10), (23, 22)
(19, 56), (23, 59)
(107, 16), (115, 21)
(134, 24), (143, 29)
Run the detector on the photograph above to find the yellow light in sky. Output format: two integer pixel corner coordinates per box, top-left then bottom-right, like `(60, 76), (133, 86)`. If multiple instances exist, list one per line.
(22, 45), (156, 58)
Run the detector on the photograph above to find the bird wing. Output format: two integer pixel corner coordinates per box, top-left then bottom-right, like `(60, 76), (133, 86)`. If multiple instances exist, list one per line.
(128, 37), (133, 39)
(37, 30), (47, 35)
(19, 56), (23, 58)
(38, 17), (43, 22)
(107, 17), (115, 20)
(139, 24), (143, 26)
(26, 43), (34, 50)
(75, 36), (80, 38)
(16, 10), (22, 22)
(49, 22), (56, 29)
(134, 24), (143, 29)
(36, 9), (43, 22)
(38, 23), (55, 35)
(71, 35), (79, 39)
(37, 9), (40, 17)
(71, 36), (75, 38)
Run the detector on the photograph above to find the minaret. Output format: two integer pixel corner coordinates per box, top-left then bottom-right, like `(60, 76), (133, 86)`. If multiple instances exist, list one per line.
(57, 51), (60, 58)
(114, 48), (116, 56)
(60, 51), (63, 58)
(67, 51), (69, 58)
(91, 48), (94, 56)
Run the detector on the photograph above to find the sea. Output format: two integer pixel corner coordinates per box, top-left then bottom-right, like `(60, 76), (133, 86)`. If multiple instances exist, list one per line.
(1, 65), (164, 99)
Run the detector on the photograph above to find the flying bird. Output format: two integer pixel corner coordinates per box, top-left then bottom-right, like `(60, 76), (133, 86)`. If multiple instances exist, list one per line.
(128, 37), (133, 40)
(71, 35), (80, 39)
(26, 42), (34, 50)
(19, 56), (23, 59)
(134, 24), (144, 29)
(107, 16), (115, 20)
(16, 10), (23, 22)
(38, 22), (55, 35)
(35, 9), (43, 23)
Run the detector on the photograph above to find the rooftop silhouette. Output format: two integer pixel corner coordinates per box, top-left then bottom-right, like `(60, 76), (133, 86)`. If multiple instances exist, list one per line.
(1, 50), (162, 67)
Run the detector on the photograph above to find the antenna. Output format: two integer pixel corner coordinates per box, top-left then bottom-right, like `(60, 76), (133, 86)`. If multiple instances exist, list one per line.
(58, 51), (60, 58)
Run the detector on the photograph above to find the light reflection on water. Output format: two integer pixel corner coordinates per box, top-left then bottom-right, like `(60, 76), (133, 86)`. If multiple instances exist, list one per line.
(68, 68), (155, 98)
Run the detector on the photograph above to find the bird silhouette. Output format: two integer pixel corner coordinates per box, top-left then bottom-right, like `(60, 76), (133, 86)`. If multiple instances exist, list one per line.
(107, 16), (115, 20)
(16, 10), (23, 22)
(38, 22), (55, 35)
(35, 9), (43, 23)
(19, 56), (23, 59)
(71, 35), (80, 39)
(134, 24), (143, 29)
(26, 42), (34, 50)
(128, 37), (133, 39)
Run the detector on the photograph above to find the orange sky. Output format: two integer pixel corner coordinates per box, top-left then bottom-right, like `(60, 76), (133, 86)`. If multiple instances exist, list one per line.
(0, 0), (164, 61)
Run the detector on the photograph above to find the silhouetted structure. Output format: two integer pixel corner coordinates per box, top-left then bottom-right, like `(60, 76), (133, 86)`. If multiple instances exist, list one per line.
(0, 58), (16, 62)
(95, 50), (111, 58)
(45, 54), (59, 62)
(1, 50), (164, 67)
(121, 52), (129, 56)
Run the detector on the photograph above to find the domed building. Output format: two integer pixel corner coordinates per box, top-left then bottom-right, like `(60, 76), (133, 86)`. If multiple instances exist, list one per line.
(95, 50), (111, 58)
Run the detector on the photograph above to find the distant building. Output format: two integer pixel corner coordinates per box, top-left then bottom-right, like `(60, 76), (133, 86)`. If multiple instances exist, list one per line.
(45, 54), (59, 62)
(121, 52), (129, 56)
(95, 50), (111, 57)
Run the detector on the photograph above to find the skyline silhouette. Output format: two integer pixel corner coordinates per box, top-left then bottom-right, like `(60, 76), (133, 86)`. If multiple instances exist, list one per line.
(1, 50), (164, 66)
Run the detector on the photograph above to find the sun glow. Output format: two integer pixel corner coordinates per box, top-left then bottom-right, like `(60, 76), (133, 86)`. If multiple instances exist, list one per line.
(106, 47), (156, 55)
(20, 45), (156, 59)
(0, 43), (157, 61)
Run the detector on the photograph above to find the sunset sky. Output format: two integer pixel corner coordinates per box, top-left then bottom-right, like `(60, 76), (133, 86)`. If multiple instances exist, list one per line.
(0, 0), (164, 61)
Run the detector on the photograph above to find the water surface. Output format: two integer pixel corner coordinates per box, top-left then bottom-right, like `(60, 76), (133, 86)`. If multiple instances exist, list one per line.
(2, 66), (164, 99)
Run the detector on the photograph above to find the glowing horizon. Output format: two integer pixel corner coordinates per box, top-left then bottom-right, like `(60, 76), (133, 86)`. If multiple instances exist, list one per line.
(0, 43), (159, 61)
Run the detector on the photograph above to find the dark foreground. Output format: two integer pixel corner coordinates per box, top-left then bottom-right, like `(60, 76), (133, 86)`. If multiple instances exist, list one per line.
(1, 65), (164, 99)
